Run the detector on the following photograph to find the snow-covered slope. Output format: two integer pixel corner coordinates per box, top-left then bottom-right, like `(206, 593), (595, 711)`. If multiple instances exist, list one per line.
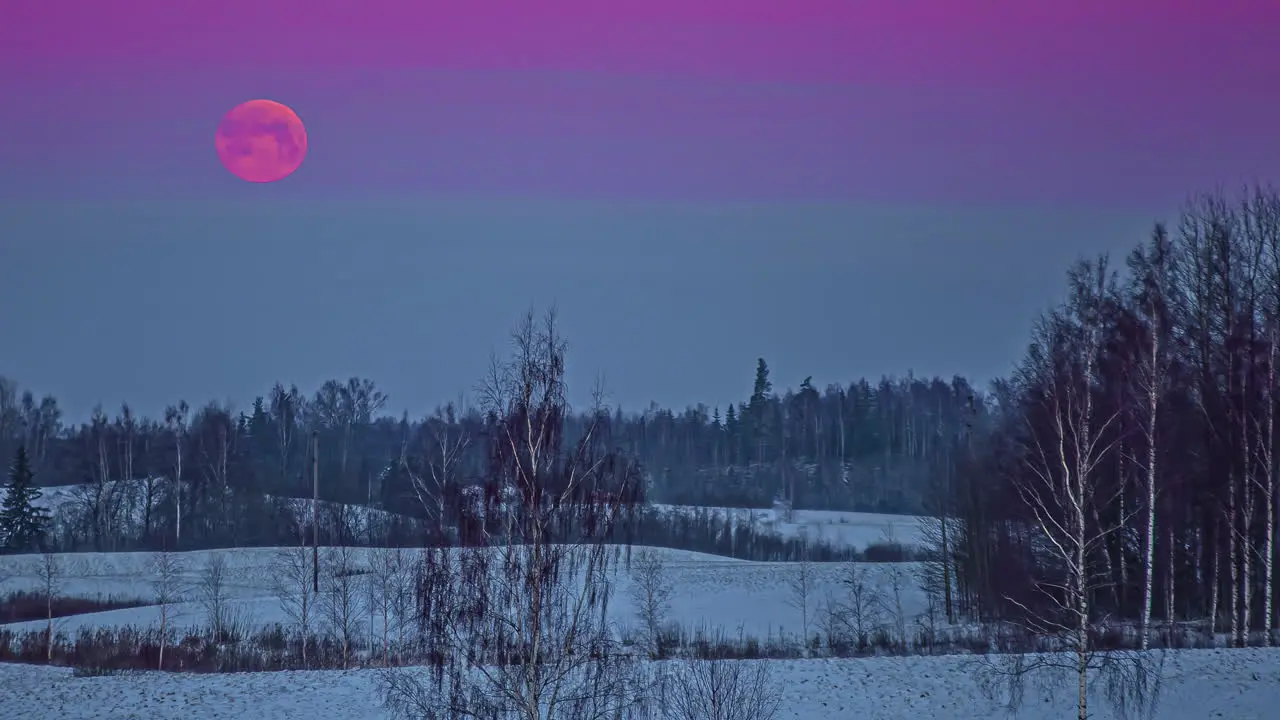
(0, 546), (927, 645)
(650, 503), (926, 550)
(0, 647), (1275, 719)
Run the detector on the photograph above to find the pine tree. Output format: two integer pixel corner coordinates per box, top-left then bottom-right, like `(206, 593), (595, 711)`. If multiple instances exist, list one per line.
(1, 446), (49, 552)
(724, 404), (739, 464)
(748, 358), (773, 463)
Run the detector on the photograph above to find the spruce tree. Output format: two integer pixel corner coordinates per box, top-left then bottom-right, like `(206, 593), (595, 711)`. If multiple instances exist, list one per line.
(724, 404), (739, 464)
(1, 446), (48, 552)
(748, 358), (773, 463)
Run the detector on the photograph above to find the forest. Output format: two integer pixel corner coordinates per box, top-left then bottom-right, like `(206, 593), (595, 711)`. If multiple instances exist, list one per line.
(2, 186), (1280, 647)
(0, 355), (978, 545)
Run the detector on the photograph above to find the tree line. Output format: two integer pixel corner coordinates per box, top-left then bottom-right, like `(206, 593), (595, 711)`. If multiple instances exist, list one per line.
(0, 361), (980, 552)
(938, 187), (1280, 654)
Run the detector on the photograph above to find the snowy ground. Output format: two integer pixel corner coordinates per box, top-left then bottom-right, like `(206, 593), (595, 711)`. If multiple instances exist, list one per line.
(0, 546), (927, 644)
(2, 528), (1276, 719)
(650, 504), (926, 550)
(35, 479), (927, 554)
(1, 647), (1277, 719)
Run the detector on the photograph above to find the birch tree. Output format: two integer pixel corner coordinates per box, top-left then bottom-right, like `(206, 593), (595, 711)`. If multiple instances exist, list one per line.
(401, 401), (471, 543)
(379, 308), (648, 720)
(273, 541), (318, 668)
(1127, 225), (1175, 650)
(786, 555), (814, 652)
(1246, 186), (1280, 645)
(982, 258), (1158, 720)
(164, 402), (189, 546)
(321, 544), (366, 669)
(629, 547), (674, 659)
(33, 550), (62, 662)
(151, 548), (186, 670)
(198, 553), (234, 641)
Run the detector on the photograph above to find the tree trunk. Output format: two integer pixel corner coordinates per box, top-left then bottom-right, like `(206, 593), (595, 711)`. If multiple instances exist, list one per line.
(1166, 525), (1176, 627)
(1229, 467), (1241, 646)
(1264, 324), (1277, 645)
(1241, 359), (1254, 646)
(1210, 515), (1222, 637)
(174, 430), (184, 547)
(1075, 453), (1090, 720)
(1141, 322), (1160, 649)
(158, 604), (167, 670)
(45, 593), (53, 662)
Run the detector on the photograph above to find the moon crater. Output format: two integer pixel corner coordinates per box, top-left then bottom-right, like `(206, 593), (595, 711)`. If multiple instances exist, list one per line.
(216, 99), (308, 183)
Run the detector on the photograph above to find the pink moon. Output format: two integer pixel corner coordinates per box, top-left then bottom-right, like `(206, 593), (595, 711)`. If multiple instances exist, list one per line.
(215, 99), (308, 183)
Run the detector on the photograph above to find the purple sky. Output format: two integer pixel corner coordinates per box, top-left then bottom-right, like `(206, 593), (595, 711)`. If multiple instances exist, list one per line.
(2, 1), (1278, 419)
(3, 0), (1277, 206)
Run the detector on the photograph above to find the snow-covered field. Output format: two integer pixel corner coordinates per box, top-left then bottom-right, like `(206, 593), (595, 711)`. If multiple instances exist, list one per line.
(0, 546), (927, 644)
(650, 504), (926, 550)
(1, 647), (1277, 719)
(1, 512), (1276, 719)
(33, 476), (923, 553)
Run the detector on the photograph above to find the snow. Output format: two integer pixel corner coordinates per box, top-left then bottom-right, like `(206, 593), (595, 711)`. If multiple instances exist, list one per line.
(1, 648), (1278, 719)
(32, 480), (167, 540)
(0, 547), (928, 644)
(32, 479), (925, 552)
(32, 479), (402, 542)
(1, 528), (1276, 718)
(649, 504), (926, 550)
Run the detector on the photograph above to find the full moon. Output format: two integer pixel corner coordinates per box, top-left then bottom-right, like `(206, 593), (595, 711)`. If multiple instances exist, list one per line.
(215, 99), (308, 183)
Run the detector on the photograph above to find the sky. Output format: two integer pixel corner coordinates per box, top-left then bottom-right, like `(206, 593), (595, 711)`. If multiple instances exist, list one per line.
(2, 0), (1279, 422)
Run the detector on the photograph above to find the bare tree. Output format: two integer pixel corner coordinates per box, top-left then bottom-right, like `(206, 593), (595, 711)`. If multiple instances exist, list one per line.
(916, 516), (953, 628)
(164, 402), (189, 546)
(269, 383), (303, 489)
(659, 655), (782, 720)
(919, 396), (958, 625)
(982, 259), (1159, 720)
(343, 378), (387, 488)
(401, 400), (471, 543)
(198, 553), (234, 641)
(272, 542), (317, 668)
(389, 546), (419, 658)
(321, 544), (366, 669)
(877, 528), (908, 649)
(785, 556), (813, 652)
(32, 550), (62, 662)
(73, 406), (127, 550)
(368, 545), (401, 665)
(379, 308), (647, 720)
(837, 563), (882, 651)
(880, 561), (908, 650)
(629, 548), (674, 658)
(818, 593), (843, 651)
(151, 548), (186, 670)
(1247, 187), (1280, 646)
(1127, 225), (1173, 651)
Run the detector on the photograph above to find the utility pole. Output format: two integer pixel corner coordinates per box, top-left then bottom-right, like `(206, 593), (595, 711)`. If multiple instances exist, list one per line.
(312, 430), (320, 594)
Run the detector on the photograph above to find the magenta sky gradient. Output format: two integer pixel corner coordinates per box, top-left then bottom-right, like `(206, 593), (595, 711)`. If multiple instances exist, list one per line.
(3, 0), (1278, 207)
(5, 1), (1280, 419)
(7, 1), (1277, 84)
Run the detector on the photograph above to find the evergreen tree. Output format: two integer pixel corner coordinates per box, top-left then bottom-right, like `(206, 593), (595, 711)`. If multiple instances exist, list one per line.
(724, 404), (739, 464)
(749, 358), (773, 409)
(1, 446), (48, 552)
(748, 358), (773, 462)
